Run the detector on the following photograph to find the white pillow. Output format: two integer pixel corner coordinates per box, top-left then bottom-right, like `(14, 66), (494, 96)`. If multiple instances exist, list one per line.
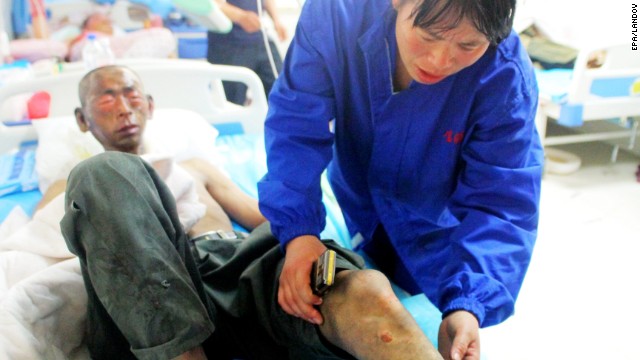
(143, 108), (221, 164)
(32, 117), (103, 194)
(33, 108), (220, 193)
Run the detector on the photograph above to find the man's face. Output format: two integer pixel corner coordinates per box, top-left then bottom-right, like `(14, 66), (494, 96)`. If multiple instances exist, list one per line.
(78, 68), (153, 154)
(394, 0), (490, 84)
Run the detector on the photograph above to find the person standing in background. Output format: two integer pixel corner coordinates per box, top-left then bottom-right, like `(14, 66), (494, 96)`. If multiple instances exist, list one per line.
(207, 0), (287, 105)
(29, 0), (49, 39)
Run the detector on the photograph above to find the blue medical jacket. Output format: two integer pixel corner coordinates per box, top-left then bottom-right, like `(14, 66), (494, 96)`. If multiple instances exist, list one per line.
(258, 0), (543, 327)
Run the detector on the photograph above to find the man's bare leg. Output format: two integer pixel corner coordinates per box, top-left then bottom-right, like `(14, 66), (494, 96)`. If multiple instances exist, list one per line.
(319, 270), (443, 360)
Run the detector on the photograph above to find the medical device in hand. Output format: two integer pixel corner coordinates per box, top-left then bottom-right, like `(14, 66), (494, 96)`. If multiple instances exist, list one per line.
(311, 249), (337, 295)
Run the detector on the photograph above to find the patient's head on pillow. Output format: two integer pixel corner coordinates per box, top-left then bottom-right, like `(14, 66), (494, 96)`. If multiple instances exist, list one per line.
(82, 13), (115, 35)
(35, 65), (220, 193)
(74, 65), (154, 154)
(34, 109), (221, 194)
(66, 13), (116, 60)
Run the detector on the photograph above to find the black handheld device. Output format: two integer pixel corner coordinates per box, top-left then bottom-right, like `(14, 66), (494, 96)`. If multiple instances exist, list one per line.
(311, 249), (337, 295)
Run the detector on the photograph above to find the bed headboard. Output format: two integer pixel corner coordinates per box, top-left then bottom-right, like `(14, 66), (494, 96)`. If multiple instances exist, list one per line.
(538, 42), (640, 126)
(0, 58), (268, 153)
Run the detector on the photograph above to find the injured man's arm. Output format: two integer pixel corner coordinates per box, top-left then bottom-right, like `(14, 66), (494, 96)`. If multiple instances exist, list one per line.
(178, 157), (265, 237)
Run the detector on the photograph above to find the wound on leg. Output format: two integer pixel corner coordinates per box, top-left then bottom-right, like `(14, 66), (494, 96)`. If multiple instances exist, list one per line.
(379, 331), (393, 343)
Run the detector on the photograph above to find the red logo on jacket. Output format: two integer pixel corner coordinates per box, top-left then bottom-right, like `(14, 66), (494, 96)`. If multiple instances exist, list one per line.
(443, 130), (464, 144)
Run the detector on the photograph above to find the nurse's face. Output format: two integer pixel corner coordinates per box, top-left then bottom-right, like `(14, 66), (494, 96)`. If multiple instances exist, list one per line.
(393, 0), (490, 85)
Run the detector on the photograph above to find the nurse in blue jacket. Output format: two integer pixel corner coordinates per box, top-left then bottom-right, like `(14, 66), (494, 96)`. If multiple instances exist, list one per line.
(258, 0), (543, 358)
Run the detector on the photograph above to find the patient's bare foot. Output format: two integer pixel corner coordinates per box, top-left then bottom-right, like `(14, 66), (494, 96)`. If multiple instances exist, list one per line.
(171, 345), (207, 360)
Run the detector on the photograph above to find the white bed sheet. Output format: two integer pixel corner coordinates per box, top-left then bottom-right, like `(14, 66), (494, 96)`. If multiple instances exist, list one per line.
(0, 196), (87, 359)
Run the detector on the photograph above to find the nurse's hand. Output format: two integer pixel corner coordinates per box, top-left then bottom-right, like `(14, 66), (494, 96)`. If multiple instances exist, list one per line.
(278, 235), (327, 325)
(438, 310), (480, 360)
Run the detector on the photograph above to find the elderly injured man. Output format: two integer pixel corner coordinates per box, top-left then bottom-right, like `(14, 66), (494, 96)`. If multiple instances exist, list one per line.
(9, 64), (442, 360)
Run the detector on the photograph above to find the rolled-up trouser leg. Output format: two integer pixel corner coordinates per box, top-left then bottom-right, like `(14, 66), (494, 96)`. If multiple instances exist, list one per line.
(60, 152), (215, 360)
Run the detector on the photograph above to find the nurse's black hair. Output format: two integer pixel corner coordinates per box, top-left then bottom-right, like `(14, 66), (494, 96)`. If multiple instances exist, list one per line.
(400, 0), (516, 45)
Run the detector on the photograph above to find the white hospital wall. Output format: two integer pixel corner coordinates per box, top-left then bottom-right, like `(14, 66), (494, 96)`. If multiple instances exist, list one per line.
(515, 0), (631, 49)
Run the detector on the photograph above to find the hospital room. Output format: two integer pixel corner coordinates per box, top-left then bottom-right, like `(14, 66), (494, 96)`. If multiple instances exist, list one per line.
(0, 0), (638, 359)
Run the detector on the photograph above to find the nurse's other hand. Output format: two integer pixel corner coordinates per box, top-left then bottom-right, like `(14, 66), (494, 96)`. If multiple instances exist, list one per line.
(278, 235), (327, 325)
(438, 310), (480, 360)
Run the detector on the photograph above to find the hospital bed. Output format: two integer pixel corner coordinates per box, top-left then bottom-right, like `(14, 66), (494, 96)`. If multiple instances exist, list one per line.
(535, 42), (640, 161)
(1, 58), (267, 151)
(0, 58), (441, 358)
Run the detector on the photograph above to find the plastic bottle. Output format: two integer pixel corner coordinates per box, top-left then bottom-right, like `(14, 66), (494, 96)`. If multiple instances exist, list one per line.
(82, 33), (115, 70)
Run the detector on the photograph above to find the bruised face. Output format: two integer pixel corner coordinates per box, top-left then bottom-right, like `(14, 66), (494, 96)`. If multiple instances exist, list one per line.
(76, 67), (153, 154)
(393, 0), (490, 86)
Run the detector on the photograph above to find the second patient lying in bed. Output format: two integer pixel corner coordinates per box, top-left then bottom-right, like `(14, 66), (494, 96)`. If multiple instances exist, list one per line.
(56, 65), (442, 360)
